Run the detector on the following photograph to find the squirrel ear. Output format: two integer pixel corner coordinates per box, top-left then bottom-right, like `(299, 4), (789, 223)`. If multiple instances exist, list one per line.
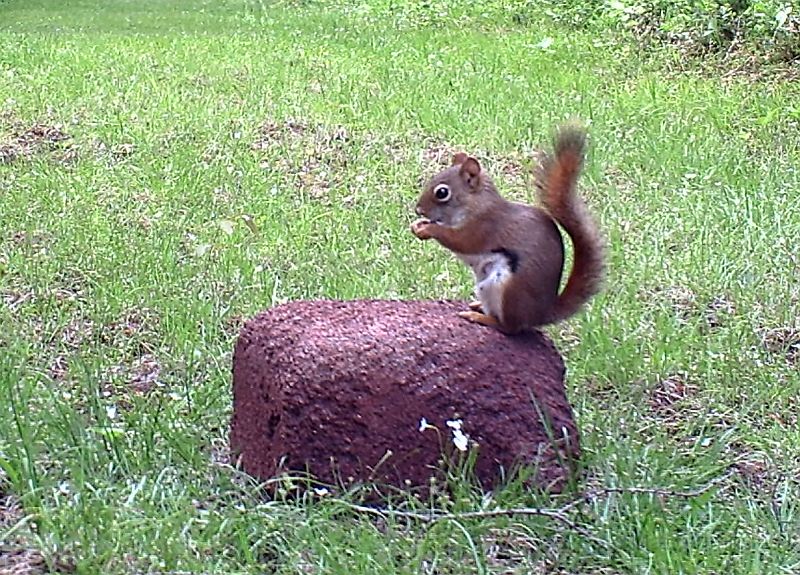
(451, 152), (468, 166)
(459, 157), (482, 186)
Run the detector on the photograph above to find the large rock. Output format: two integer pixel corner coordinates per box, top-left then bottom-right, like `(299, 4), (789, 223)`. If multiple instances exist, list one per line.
(230, 299), (579, 496)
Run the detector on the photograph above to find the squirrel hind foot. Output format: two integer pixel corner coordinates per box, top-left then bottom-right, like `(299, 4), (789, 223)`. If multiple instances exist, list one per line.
(458, 310), (525, 335)
(458, 310), (500, 328)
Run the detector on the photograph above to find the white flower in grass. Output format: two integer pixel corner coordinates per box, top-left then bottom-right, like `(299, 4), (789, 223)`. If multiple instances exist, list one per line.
(419, 417), (435, 432)
(446, 419), (469, 451)
(451, 429), (468, 452)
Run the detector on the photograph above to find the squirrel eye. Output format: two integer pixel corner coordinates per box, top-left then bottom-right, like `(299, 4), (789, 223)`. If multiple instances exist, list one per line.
(433, 184), (451, 202)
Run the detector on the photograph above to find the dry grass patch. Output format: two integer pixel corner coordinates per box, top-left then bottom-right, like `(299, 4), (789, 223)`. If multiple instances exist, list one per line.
(759, 325), (800, 365)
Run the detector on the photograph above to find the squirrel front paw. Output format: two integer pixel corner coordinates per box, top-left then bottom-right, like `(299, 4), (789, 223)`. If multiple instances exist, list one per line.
(411, 218), (435, 240)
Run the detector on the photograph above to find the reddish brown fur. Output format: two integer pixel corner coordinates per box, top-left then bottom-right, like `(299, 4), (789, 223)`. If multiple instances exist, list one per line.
(412, 123), (605, 333)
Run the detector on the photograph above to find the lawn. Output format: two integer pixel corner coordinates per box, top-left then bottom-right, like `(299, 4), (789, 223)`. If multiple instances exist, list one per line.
(1, 0), (799, 573)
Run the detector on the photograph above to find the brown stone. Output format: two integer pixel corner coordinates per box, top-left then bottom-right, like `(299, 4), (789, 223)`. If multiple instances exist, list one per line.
(230, 299), (580, 496)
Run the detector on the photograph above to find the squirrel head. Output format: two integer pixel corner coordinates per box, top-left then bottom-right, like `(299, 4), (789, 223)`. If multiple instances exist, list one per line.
(415, 152), (496, 227)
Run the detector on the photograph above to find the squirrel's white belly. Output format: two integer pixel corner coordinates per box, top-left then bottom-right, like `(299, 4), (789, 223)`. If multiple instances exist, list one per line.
(457, 252), (512, 321)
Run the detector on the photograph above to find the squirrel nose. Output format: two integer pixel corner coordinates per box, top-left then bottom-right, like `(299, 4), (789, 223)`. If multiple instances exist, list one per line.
(415, 205), (424, 216)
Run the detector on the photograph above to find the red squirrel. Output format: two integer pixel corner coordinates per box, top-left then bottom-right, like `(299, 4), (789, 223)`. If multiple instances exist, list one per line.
(410, 123), (605, 334)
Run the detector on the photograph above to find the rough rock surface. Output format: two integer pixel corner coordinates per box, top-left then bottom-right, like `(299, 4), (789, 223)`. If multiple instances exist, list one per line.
(230, 299), (580, 495)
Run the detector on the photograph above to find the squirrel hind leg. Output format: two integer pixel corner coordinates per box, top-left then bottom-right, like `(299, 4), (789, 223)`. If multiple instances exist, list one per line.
(498, 273), (553, 332)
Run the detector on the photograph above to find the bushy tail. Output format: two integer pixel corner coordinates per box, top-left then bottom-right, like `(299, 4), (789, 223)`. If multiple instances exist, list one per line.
(535, 123), (605, 323)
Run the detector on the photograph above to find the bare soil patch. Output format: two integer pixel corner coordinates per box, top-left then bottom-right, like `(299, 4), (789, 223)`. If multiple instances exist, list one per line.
(0, 123), (71, 164)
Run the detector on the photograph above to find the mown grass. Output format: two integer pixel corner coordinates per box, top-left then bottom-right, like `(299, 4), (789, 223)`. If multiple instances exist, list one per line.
(1, 0), (799, 573)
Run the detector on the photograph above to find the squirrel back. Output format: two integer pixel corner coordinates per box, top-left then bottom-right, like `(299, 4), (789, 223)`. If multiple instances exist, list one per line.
(535, 124), (605, 324)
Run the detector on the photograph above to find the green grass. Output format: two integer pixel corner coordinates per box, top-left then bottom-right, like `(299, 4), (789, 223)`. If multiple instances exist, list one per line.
(1, 0), (800, 573)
